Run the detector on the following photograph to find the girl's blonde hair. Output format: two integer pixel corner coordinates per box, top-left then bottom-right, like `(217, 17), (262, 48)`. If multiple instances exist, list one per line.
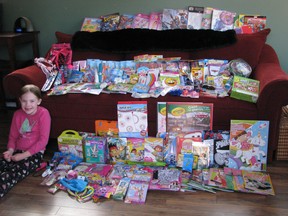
(20, 84), (42, 99)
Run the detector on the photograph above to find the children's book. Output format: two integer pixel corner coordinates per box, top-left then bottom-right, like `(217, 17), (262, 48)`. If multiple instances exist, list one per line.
(131, 170), (153, 182)
(107, 137), (127, 163)
(242, 170), (275, 195)
(148, 12), (162, 30)
(207, 168), (227, 189)
(176, 137), (194, 167)
(235, 14), (267, 34)
(166, 102), (213, 135)
(117, 101), (148, 138)
(126, 138), (145, 163)
(149, 168), (181, 191)
(231, 168), (250, 192)
(109, 164), (137, 179)
(192, 141), (210, 170)
(201, 7), (214, 29)
(162, 9), (188, 30)
(229, 120), (269, 171)
(245, 15), (266, 33)
(223, 167), (238, 191)
(211, 9), (237, 31)
(187, 6), (204, 30)
(100, 13), (120, 31)
(132, 13), (150, 29)
(124, 180), (149, 204)
(143, 137), (164, 164)
(203, 130), (230, 168)
(80, 17), (102, 32)
(117, 14), (135, 30)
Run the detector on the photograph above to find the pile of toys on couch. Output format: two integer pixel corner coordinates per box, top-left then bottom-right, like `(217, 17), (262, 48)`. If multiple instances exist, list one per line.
(37, 53), (258, 104)
(80, 6), (266, 34)
(38, 101), (274, 204)
(35, 5), (266, 103)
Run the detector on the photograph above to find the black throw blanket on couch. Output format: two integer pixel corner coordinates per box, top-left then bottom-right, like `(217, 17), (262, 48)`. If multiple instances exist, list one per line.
(71, 29), (237, 53)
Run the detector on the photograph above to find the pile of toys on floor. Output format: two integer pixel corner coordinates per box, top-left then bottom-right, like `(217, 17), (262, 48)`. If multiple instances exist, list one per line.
(38, 101), (275, 204)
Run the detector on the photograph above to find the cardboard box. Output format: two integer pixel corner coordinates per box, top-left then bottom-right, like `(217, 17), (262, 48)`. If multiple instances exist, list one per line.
(57, 130), (84, 158)
(230, 76), (259, 103)
(95, 120), (118, 137)
(117, 101), (148, 138)
(83, 136), (108, 163)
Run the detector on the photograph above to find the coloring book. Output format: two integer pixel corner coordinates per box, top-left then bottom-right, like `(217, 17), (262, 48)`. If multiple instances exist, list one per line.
(228, 120), (269, 171)
(242, 170), (275, 195)
(166, 102), (213, 135)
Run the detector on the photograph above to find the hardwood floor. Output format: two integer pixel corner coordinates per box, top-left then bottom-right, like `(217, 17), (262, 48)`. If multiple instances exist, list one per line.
(0, 109), (288, 216)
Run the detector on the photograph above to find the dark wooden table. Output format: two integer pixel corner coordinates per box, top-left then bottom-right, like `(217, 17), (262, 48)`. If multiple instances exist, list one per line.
(0, 31), (40, 109)
(0, 31), (40, 71)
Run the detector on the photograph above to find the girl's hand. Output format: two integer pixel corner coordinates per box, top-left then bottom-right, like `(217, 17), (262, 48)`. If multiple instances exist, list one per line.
(3, 149), (14, 162)
(11, 151), (31, 162)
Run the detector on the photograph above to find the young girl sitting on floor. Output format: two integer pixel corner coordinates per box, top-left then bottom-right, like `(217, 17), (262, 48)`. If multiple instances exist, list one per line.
(0, 84), (51, 198)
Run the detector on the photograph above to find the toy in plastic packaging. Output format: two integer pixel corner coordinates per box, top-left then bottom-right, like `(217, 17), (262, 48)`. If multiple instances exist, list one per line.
(228, 58), (252, 77)
(59, 177), (88, 192)
(182, 153), (194, 173)
(113, 177), (131, 201)
(67, 70), (84, 83)
(164, 136), (177, 167)
(46, 43), (72, 69)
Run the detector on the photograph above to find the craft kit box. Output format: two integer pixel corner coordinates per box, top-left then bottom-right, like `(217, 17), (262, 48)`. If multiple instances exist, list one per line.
(117, 101), (148, 138)
(83, 136), (108, 163)
(57, 130), (84, 158)
(95, 120), (119, 137)
(230, 76), (260, 103)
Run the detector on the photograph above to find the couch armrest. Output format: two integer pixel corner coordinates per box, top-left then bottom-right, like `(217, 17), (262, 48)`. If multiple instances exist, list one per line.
(253, 44), (288, 160)
(3, 65), (46, 98)
(255, 45), (288, 115)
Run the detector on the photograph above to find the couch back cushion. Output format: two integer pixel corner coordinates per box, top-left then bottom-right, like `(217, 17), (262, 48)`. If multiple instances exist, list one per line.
(190, 29), (270, 69)
(55, 31), (124, 61)
(55, 29), (270, 68)
(55, 31), (73, 43)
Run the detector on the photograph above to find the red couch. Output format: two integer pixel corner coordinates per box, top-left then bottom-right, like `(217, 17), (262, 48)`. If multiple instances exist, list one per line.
(3, 28), (288, 162)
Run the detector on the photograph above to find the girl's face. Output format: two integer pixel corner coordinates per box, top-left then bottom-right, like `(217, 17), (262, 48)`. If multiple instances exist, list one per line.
(19, 92), (41, 115)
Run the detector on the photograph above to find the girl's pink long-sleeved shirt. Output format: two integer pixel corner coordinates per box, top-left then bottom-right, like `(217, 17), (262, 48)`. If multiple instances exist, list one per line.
(7, 106), (51, 155)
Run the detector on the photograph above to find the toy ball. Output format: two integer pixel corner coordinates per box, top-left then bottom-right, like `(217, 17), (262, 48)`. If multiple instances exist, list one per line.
(227, 158), (239, 169)
(228, 58), (252, 77)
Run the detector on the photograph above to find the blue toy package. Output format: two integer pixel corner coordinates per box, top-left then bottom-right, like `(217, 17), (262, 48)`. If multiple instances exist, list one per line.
(182, 153), (194, 173)
(67, 70), (84, 83)
(59, 178), (88, 192)
(164, 136), (177, 167)
(132, 83), (150, 93)
(51, 152), (83, 169)
(106, 68), (125, 83)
